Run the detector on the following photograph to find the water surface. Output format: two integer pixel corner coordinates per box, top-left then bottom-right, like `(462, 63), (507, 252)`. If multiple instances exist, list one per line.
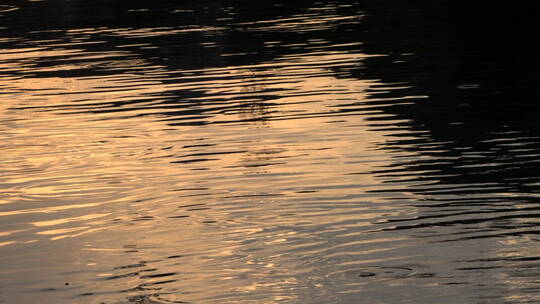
(2, 1), (540, 303)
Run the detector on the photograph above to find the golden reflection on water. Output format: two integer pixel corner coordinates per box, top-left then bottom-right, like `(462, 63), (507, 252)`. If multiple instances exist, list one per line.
(2, 2), (538, 303)
(0, 39), (488, 304)
(0, 39), (415, 302)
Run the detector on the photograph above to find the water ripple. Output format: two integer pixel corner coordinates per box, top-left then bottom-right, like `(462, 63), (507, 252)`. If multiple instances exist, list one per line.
(1, 1), (540, 303)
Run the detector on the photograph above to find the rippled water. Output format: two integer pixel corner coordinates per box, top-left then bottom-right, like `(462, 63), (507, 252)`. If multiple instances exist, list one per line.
(2, 1), (540, 303)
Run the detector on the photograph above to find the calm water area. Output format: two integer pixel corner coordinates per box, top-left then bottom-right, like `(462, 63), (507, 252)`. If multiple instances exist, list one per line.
(2, 1), (540, 303)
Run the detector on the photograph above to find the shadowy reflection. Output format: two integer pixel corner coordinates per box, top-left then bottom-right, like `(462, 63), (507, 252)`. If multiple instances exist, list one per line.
(351, 4), (540, 301)
(353, 2), (540, 219)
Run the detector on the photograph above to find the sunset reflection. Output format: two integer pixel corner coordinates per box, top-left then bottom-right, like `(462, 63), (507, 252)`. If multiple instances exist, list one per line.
(2, 1), (540, 303)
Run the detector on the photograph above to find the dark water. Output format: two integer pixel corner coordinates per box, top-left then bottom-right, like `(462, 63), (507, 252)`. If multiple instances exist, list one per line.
(2, 1), (540, 303)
